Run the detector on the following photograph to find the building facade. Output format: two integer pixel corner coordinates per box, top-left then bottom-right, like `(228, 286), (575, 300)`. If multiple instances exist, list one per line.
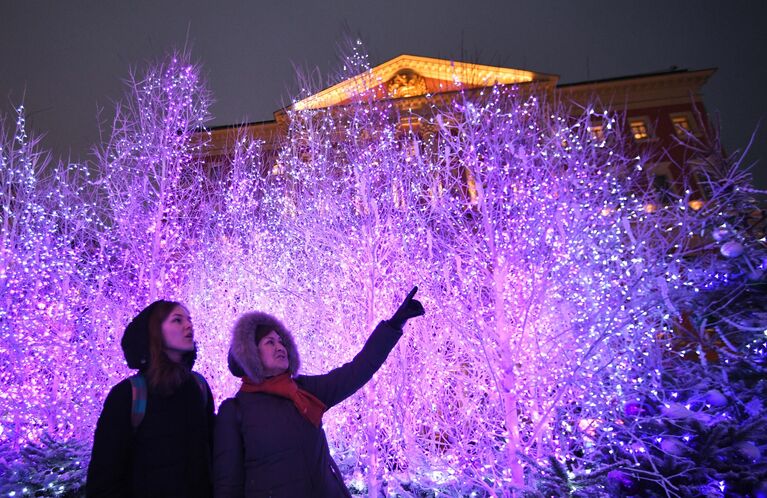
(202, 54), (715, 202)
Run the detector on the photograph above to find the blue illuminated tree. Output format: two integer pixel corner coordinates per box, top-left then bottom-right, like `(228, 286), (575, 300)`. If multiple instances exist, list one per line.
(0, 106), (104, 496)
(1, 51), (216, 495)
(592, 131), (767, 498)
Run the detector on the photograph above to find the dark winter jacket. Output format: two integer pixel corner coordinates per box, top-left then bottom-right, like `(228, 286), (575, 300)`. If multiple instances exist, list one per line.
(87, 375), (215, 497)
(214, 315), (402, 498)
(87, 301), (215, 498)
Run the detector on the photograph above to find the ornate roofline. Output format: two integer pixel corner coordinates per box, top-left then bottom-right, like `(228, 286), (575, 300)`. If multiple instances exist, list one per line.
(293, 54), (558, 111)
(557, 69), (716, 109)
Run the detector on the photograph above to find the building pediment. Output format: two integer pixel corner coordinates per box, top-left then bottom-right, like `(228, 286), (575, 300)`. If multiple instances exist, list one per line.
(293, 54), (558, 111)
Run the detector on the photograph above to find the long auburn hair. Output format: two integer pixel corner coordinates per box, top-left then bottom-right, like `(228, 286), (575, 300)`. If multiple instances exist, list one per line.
(146, 300), (191, 395)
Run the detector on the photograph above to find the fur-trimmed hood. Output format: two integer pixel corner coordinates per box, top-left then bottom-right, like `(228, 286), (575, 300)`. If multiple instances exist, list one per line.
(228, 311), (300, 383)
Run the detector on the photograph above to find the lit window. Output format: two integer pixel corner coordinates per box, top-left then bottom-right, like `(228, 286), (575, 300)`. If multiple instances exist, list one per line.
(392, 178), (406, 210)
(629, 119), (650, 141)
(398, 116), (421, 133)
(688, 199), (704, 210)
(465, 168), (478, 205)
(671, 114), (693, 138)
(588, 125), (604, 141)
(271, 161), (284, 175)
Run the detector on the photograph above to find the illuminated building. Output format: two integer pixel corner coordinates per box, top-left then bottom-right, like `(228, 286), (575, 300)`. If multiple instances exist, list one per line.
(202, 54), (715, 202)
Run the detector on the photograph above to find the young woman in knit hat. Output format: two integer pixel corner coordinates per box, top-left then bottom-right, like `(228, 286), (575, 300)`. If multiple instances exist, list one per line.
(87, 300), (214, 497)
(214, 287), (425, 497)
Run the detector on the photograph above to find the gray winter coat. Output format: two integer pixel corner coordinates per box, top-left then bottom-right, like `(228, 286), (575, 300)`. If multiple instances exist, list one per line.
(213, 314), (402, 498)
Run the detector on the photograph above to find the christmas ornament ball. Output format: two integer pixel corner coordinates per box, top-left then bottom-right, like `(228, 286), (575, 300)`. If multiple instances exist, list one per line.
(720, 240), (744, 258)
(704, 389), (727, 407)
(712, 228), (729, 241)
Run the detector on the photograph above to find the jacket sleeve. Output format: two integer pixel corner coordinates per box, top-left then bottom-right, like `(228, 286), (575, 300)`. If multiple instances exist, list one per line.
(86, 380), (132, 498)
(213, 397), (244, 498)
(300, 320), (402, 409)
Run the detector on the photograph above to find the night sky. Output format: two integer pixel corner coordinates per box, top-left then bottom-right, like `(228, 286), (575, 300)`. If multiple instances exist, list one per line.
(2, 1), (765, 191)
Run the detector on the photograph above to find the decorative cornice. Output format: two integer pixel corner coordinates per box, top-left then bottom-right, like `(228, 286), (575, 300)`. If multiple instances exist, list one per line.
(557, 69), (716, 109)
(293, 54), (557, 111)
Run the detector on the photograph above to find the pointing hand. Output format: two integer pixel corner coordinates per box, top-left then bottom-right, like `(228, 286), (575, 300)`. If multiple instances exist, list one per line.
(388, 286), (425, 330)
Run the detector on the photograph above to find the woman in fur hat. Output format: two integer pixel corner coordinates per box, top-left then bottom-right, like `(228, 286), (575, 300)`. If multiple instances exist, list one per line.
(87, 300), (214, 498)
(214, 287), (425, 497)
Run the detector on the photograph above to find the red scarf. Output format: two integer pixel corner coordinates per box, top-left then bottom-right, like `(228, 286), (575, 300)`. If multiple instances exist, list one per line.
(240, 373), (327, 427)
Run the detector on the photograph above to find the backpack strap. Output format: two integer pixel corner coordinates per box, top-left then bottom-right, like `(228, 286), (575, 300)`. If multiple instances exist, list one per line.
(128, 373), (147, 430)
(129, 371), (209, 431)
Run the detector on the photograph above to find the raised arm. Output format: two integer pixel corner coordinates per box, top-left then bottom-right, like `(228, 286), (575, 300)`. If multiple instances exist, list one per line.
(300, 286), (425, 408)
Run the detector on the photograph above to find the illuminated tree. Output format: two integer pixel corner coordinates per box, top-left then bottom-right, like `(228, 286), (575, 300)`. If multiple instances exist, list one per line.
(593, 131), (767, 497)
(2, 43), (765, 496)
(96, 50), (213, 306)
(0, 105), (104, 455)
(206, 58), (656, 494)
(396, 90), (687, 493)
(184, 134), (288, 400)
(1, 51), (216, 495)
(193, 58), (718, 494)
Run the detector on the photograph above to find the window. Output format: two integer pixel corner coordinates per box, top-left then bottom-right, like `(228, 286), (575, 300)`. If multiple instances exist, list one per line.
(650, 163), (675, 204)
(653, 173), (673, 203)
(464, 168), (478, 205)
(629, 118), (651, 141)
(692, 166), (714, 200)
(397, 116), (422, 133)
(588, 124), (604, 141)
(270, 160), (284, 175)
(670, 113), (696, 138)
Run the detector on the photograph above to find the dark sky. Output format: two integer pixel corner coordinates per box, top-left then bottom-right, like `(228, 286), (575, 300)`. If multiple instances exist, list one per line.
(2, 1), (766, 190)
